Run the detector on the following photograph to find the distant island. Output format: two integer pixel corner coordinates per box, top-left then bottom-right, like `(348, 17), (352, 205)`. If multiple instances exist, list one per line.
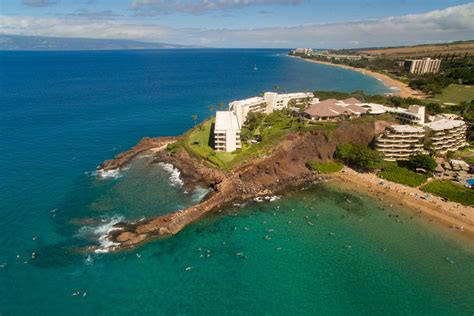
(0, 34), (199, 51)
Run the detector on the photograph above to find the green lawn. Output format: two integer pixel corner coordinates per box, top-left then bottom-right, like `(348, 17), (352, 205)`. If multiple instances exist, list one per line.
(421, 180), (474, 206)
(430, 84), (474, 105)
(306, 160), (343, 173)
(452, 147), (474, 164)
(378, 162), (428, 187)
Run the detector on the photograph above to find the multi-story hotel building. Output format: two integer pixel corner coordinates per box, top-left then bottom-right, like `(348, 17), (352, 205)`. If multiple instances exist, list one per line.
(404, 58), (441, 75)
(213, 111), (241, 152)
(229, 92), (314, 126)
(229, 96), (267, 127)
(385, 105), (426, 125)
(424, 119), (468, 154)
(217, 91), (314, 152)
(376, 125), (426, 161)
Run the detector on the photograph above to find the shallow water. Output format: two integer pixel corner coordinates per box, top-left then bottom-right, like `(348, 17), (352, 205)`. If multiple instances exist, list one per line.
(1, 49), (473, 315)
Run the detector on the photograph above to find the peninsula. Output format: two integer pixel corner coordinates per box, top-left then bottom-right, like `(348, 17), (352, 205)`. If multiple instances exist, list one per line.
(93, 89), (474, 252)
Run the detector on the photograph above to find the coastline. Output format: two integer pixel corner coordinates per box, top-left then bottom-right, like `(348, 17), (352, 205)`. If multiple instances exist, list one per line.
(333, 167), (474, 239)
(294, 56), (425, 99)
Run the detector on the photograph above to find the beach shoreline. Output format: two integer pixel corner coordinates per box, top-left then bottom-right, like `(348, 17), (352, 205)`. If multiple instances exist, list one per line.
(333, 167), (474, 240)
(293, 56), (426, 99)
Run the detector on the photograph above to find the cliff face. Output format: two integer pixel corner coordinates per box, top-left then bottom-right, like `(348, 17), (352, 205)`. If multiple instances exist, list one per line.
(102, 121), (379, 251)
(237, 122), (376, 186)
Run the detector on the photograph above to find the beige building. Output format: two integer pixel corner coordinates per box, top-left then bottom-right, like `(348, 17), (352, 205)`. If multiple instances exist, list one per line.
(404, 58), (441, 75)
(376, 125), (426, 161)
(214, 111), (241, 152)
(304, 98), (367, 121)
(424, 119), (468, 154)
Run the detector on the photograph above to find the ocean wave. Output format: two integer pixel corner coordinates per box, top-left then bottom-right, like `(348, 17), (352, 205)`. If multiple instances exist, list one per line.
(158, 162), (184, 187)
(254, 195), (281, 203)
(76, 215), (124, 253)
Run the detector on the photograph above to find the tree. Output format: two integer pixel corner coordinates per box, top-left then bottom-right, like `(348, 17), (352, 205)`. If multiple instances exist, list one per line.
(274, 85), (280, 93)
(192, 114), (198, 128)
(408, 154), (437, 172)
(217, 102), (224, 111)
(209, 105), (215, 117)
(335, 144), (382, 171)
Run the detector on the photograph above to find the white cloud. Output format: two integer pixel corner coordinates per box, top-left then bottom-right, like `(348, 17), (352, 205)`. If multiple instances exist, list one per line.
(1, 3), (473, 48)
(22, 0), (58, 6)
(130, 0), (303, 15)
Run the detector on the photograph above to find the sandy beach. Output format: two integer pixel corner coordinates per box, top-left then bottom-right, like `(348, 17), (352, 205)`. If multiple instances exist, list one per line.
(296, 57), (425, 99)
(334, 167), (474, 239)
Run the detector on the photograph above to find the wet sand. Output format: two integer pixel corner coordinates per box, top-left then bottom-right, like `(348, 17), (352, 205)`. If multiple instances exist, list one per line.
(333, 167), (474, 240)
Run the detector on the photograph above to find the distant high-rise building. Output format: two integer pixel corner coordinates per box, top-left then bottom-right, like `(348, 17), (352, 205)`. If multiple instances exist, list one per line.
(404, 58), (441, 75)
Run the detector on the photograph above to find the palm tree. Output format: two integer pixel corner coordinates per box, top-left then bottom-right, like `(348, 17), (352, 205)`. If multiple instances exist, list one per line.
(209, 105), (215, 117)
(192, 114), (198, 128)
(274, 85), (280, 93)
(217, 102), (224, 111)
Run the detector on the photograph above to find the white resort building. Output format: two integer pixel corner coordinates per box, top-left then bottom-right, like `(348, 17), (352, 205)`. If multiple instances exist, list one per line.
(404, 58), (441, 75)
(385, 105), (425, 125)
(376, 125), (426, 161)
(424, 119), (468, 154)
(375, 108), (468, 161)
(213, 111), (241, 152)
(216, 91), (314, 152)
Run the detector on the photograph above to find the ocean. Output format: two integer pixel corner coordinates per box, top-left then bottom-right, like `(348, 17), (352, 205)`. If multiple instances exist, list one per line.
(0, 49), (473, 315)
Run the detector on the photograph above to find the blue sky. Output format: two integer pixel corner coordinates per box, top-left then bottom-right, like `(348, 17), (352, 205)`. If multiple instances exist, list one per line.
(0, 0), (473, 47)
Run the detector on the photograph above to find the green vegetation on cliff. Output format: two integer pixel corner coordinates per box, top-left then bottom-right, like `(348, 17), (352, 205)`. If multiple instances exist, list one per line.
(306, 160), (343, 173)
(335, 143), (382, 171)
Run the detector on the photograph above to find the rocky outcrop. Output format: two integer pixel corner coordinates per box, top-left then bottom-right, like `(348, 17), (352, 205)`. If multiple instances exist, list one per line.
(100, 121), (379, 251)
(98, 136), (176, 171)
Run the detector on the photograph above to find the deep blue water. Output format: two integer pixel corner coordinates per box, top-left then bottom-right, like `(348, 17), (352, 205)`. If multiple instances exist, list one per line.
(1, 49), (473, 315)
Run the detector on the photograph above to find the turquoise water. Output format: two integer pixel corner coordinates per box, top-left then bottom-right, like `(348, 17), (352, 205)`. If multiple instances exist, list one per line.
(1, 49), (473, 315)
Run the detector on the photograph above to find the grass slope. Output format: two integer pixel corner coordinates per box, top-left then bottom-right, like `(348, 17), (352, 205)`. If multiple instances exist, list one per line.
(378, 162), (428, 187)
(421, 180), (474, 206)
(430, 84), (474, 105)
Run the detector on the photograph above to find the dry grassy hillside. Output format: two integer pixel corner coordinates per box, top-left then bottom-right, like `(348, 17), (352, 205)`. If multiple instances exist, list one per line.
(358, 41), (474, 58)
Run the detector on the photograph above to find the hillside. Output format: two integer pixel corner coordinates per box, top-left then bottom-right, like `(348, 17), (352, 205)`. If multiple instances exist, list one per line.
(356, 40), (474, 58)
(0, 34), (197, 51)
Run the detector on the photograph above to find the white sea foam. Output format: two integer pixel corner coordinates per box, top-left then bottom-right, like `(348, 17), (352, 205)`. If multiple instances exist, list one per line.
(254, 195), (281, 203)
(158, 162), (183, 187)
(77, 215), (124, 253)
(89, 168), (123, 180)
(190, 187), (211, 203)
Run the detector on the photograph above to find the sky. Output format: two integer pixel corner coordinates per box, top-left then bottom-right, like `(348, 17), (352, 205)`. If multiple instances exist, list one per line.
(0, 0), (473, 48)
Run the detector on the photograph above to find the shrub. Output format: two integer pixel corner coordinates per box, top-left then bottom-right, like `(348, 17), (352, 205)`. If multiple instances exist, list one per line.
(335, 144), (382, 171)
(407, 154), (437, 172)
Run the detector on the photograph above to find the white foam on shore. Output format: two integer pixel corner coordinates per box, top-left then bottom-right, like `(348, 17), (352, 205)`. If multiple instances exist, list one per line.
(254, 195), (281, 203)
(158, 162), (184, 187)
(76, 215), (124, 253)
(88, 168), (123, 180)
(190, 187), (211, 203)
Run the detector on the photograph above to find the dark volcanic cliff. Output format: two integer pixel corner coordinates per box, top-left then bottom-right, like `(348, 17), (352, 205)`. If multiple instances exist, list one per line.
(100, 121), (383, 251)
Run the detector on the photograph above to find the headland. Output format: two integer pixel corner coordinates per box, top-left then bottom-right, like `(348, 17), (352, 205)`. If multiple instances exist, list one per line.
(93, 115), (474, 252)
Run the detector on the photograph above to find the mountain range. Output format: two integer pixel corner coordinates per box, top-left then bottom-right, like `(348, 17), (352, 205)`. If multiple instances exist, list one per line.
(0, 34), (198, 51)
